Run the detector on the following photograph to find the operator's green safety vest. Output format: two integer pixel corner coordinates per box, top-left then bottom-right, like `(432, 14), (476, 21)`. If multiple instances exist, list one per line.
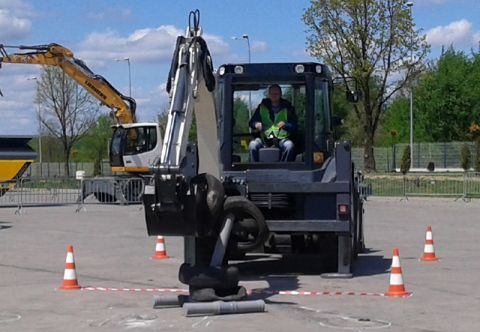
(259, 105), (289, 139)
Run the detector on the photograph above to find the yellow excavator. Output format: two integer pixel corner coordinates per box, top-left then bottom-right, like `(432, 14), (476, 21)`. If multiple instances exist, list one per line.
(0, 43), (162, 202)
(0, 43), (162, 174)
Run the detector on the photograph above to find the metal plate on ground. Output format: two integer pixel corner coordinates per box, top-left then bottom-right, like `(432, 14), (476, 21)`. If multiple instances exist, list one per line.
(318, 314), (391, 330)
(0, 312), (21, 324)
(88, 314), (159, 329)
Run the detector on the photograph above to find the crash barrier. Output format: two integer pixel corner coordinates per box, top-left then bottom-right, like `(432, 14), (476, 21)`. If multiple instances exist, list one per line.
(0, 176), (144, 213)
(2, 173), (478, 212)
(0, 177), (81, 213)
(363, 172), (480, 199)
(77, 176), (144, 208)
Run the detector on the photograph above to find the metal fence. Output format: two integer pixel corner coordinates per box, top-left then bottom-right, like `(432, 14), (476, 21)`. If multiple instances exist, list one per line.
(19, 142), (479, 177)
(353, 142), (478, 172)
(0, 176), (143, 213)
(362, 172), (480, 200)
(25, 161), (113, 178)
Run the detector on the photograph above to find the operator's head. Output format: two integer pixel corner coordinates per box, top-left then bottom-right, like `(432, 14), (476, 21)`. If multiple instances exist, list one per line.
(268, 84), (282, 105)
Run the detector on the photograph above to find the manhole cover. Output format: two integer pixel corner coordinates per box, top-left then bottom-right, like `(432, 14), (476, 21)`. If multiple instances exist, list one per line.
(0, 312), (21, 324)
(318, 314), (391, 330)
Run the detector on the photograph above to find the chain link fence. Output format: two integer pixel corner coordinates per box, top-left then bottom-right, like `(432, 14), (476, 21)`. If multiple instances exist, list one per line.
(19, 142), (479, 176)
(353, 142), (478, 172)
(2, 142), (479, 213)
(24, 161), (113, 178)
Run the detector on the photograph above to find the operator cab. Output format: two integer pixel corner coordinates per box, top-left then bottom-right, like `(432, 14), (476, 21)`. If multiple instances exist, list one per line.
(110, 123), (162, 173)
(217, 63), (335, 171)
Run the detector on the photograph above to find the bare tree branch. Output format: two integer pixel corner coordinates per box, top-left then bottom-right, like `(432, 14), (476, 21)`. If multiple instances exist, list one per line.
(35, 66), (100, 176)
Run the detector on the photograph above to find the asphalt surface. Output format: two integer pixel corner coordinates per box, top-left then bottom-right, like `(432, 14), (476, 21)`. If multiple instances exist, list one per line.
(0, 197), (479, 331)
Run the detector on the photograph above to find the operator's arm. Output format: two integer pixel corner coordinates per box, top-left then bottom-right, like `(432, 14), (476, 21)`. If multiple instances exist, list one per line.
(248, 105), (262, 130)
(281, 102), (298, 133)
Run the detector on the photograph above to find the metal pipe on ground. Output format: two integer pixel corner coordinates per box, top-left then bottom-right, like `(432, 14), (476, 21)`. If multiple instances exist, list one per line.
(153, 295), (189, 308)
(183, 300), (265, 316)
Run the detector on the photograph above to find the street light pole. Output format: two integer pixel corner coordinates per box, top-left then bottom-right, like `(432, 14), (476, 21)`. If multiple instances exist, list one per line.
(242, 34), (251, 64)
(406, 1), (414, 169)
(115, 57), (131, 97)
(27, 76), (42, 167)
(233, 34), (252, 116)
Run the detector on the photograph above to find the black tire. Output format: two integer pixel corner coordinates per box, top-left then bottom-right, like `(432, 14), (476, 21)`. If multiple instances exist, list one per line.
(352, 190), (359, 260)
(178, 263), (239, 289)
(223, 196), (268, 252)
(357, 200), (366, 253)
(94, 192), (115, 203)
(0, 188), (7, 197)
(318, 235), (338, 272)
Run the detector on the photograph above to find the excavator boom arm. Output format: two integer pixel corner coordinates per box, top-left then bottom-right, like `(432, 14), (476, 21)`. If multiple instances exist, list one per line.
(0, 43), (136, 124)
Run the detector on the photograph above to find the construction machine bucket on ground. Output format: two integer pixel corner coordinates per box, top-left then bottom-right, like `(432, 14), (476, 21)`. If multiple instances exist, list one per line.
(0, 135), (36, 195)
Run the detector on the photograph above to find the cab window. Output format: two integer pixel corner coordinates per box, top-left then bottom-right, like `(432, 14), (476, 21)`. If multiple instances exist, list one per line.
(125, 126), (157, 155)
(231, 83), (306, 163)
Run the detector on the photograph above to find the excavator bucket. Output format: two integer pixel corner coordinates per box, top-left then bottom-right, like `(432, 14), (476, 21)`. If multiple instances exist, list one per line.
(0, 136), (36, 195)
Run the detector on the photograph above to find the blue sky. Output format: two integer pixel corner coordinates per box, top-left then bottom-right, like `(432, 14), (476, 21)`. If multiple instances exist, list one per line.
(0, 0), (479, 135)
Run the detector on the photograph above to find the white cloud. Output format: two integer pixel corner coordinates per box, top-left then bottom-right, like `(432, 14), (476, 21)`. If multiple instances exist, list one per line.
(77, 26), (231, 67)
(426, 19), (479, 48)
(414, 0), (448, 5)
(0, 66), (41, 134)
(87, 8), (132, 21)
(0, 0), (35, 14)
(251, 41), (268, 53)
(0, 22), (235, 133)
(0, 0), (33, 40)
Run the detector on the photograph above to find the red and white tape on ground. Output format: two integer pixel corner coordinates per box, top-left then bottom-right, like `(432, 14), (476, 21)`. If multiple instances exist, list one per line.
(82, 287), (188, 293)
(251, 290), (386, 297)
(81, 287), (389, 297)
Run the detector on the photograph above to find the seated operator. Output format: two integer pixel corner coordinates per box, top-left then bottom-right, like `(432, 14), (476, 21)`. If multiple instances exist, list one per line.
(248, 84), (298, 162)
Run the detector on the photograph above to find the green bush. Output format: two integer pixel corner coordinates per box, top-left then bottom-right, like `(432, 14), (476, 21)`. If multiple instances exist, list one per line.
(400, 145), (411, 175)
(461, 143), (471, 171)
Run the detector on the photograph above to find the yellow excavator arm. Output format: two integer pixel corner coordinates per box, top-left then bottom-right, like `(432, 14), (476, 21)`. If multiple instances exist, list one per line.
(0, 43), (136, 124)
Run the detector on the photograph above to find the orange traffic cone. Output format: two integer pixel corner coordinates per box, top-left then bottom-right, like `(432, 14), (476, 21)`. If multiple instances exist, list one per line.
(385, 248), (410, 297)
(420, 226), (439, 262)
(59, 245), (81, 290)
(152, 236), (169, 260)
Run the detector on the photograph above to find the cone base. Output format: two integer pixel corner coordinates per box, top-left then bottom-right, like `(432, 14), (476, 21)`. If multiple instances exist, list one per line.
(420, 255), (438, 262)
(384, 290), (411, 297)
(152, 254), (169, 260)
(59, 284), (81, 290)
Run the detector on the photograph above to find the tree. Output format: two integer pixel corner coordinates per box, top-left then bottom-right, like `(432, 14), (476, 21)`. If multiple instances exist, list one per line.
(35, 66), (100, 176)
(233, 97), (250, 133)
(304, 0), (429, 171)
(413, 48), (480, 142)
(400, 145), (411, 175)
(460, 143), (471, 171)
(79, 115), (113, 175)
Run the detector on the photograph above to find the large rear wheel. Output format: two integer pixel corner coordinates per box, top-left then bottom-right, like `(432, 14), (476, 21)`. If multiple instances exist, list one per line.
(224, 196), (268, 253)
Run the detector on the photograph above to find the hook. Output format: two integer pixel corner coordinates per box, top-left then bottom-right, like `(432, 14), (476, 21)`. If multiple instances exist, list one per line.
(188, 9), (201, 34)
